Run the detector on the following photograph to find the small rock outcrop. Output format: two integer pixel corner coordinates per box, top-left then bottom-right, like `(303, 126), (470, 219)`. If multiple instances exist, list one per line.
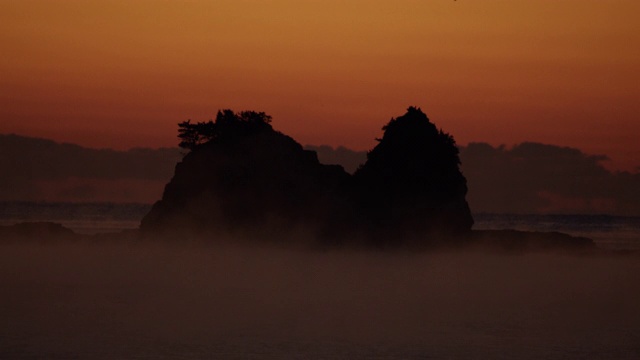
(0, 222), (78, 242)
(471, 230), (595, 252)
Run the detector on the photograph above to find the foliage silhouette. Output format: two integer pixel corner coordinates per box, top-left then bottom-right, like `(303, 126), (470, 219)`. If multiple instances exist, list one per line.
(178, 110), (272, 150)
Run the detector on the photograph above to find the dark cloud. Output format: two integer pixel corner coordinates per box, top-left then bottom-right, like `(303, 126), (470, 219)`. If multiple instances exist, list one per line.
(306, 142), (640, 215)
(459, 142), (640, 215)
(2, 134), (639, 214)
(0, 134), (180, 181)
(0, 134), (180, 202)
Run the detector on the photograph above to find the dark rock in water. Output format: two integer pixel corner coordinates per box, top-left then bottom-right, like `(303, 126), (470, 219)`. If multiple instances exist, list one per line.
(141, 110), (350, 238)
(471, 229), (595, 252)
(352, 107), (473, 245)
(0, 222), (78, 242)
(141, 107), (474, 245)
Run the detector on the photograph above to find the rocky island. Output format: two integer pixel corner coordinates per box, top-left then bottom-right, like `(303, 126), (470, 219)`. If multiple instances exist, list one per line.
(138, 107), (593, 250)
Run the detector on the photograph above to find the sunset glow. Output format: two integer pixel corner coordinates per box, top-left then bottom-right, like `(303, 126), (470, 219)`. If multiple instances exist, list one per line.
(3, 4), (640, 357)
(1, 0), (639, 170)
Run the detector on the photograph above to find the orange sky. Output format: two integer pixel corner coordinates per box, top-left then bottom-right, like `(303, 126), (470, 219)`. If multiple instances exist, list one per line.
(1, 0), (639, 171)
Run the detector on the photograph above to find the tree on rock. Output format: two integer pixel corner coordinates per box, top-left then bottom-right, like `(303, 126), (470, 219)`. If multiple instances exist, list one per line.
(141, 109), (348, 237)
(177, 110), (273, 151)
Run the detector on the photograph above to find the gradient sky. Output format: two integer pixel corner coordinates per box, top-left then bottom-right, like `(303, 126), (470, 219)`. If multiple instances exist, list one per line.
(1, 0), (639, 171)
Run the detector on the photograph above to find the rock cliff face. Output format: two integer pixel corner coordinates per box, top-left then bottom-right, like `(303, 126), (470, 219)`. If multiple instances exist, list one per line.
(141, 108), (473, 244)
(140, 114), (348, 237)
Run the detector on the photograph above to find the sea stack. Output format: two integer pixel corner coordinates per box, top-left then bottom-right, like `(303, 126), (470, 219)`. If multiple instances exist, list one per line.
(140, 110), (349, 238)
(141, 107), (474, 245)
(352, 107), (474, 245)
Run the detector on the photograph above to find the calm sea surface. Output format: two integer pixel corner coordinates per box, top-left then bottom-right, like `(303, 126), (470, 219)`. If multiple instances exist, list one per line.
(1, 202), (639, 359)
(0, 202), (150, 234)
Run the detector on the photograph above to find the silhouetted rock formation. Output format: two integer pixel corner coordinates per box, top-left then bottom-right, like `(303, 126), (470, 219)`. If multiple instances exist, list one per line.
(141, 110), (349, 238)
(352, 107), (473, 244)
(141, 107), (473, 245)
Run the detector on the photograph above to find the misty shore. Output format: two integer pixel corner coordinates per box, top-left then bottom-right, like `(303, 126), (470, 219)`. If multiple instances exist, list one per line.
(2, 221), (631, 256)
(1, 238), (639, 359)
(1, 222), (638, 358)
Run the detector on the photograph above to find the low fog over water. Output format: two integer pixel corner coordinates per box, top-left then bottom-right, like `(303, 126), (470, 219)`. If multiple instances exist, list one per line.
(1, 239), (639, 359)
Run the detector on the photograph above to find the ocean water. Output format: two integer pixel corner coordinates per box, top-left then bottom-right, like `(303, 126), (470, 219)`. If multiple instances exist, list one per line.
(1, 243), (639, 359)
(0, 201), (150, 234)
(1, 202), (640, 359)
(1, 202), (639, 249)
